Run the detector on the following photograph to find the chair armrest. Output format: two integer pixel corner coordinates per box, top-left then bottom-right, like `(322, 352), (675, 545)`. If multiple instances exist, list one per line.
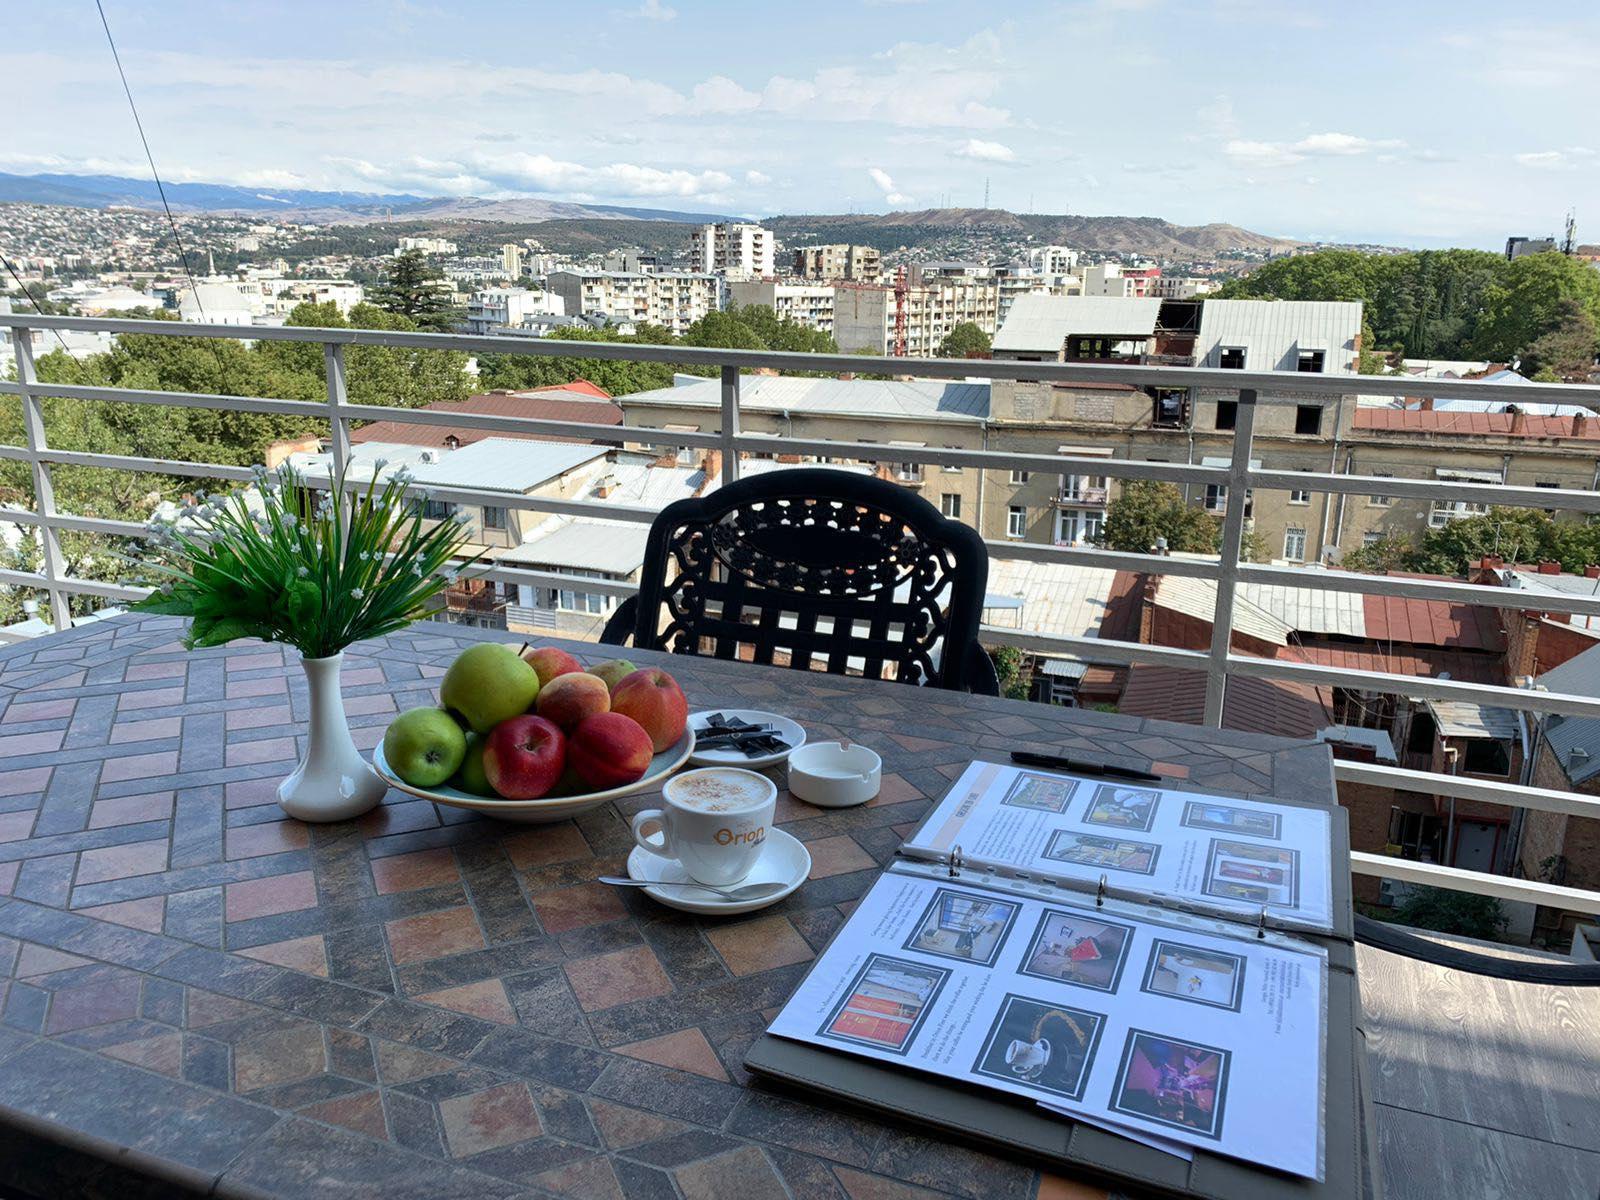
(963, 641), (1001, 697)
(599, 596), (638, 647)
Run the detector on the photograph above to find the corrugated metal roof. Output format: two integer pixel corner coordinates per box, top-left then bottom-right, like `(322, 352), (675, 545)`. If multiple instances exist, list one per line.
(499, 521), (647, 574)
(992, 295), (1161, 352)
(350, 388), (622, 450)
(1426, 396), (1590, 417)
(408, 438), (606, 493)
(621, 375), (989, 421)
(983, 559), (1123, 639)
(1424, 700), (1519, 740)
(1118, 662), (1331, 738)
(1542, 715), (1600, 784)
(1354, 409), (1600, 440)
(1151, 577), (1293, 645)
(1538, 641), (1600, 694)
(1279, 640), (1503, 685)
(1194, 300), (1362, 374)
(1037, 657), (1090, 679)
(1362, 593), (1504, 651)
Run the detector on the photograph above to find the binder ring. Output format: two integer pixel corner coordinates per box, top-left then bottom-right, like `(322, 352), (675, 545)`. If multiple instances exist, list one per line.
(949, 846), (964, 878)
(1096, 874), (1108, 908)
(1258, 906), (1269, 939)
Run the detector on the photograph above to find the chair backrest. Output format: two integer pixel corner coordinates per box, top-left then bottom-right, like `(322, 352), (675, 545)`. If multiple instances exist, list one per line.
(625, 468), (990, 691)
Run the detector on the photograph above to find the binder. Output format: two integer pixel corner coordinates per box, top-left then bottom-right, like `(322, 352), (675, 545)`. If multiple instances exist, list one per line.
(746, 760), (1377, 1199)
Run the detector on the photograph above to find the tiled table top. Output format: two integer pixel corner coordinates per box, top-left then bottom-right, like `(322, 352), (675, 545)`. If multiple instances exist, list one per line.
(0, 616), (1333, 1200)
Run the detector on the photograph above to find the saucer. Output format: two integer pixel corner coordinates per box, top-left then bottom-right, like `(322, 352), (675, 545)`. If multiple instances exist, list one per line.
(625, 827), (811, 915)
(687, 709), (806, 769)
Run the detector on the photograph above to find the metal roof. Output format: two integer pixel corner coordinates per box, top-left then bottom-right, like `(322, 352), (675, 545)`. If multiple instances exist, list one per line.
(1538, 641), (1600, 694)
(408, 438), (606, 493)
(1118, 662), (1331, 738)
(499, 521), (648, 575)
(993, 295), (1162, 353)
(1423, 700), (1519, 740)
(983, 559), (1122, 639)
(1542, 715), (1600, 785)
(1194, 299), (1362, 375)
(620, 375), (990, 421)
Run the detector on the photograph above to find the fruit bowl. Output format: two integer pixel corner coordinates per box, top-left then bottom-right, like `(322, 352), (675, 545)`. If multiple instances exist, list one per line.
(371, 726), (696, 824)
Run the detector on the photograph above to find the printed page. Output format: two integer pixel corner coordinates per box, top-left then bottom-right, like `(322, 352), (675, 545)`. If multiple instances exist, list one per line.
(904, 762), (1334, 933)
(768, 870), (1326, 1180)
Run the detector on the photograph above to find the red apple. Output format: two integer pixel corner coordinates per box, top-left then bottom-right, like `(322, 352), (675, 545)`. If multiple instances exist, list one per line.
(483, 715), (567, 800)
(520, 645), (583, 689)
(536, 672), (611, 730)
(610, 668), (688, 752)
(568, 712), (653, 790)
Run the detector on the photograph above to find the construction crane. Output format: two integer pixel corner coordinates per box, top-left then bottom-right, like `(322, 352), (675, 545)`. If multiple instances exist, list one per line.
(1563, 210), (1577, 255)
(892, 264), (909, 358)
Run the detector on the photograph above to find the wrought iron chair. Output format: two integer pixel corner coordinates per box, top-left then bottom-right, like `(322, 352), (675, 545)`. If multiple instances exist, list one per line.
(601, 468), (999, 695)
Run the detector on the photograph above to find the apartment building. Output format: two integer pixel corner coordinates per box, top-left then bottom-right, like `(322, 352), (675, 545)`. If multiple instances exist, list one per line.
(545, 270), (718, 337)
(791, 243), (882, 282)
(395, 237), (456, 255)
(465, 287), (565, 335)
(1081, 263), (1161, 298)
(725, 278), (836, 333)
(688, 222), (775, 278)
(500, 243), (526, 280)
(831, 277), (1002, 356)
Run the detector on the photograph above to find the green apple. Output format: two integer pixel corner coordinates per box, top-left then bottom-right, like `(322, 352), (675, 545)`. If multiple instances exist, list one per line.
(384, 707), (467, 788)
(440, 643), (541, 734)
(589, 658), (637, 693)
(451, 732), (496, 796)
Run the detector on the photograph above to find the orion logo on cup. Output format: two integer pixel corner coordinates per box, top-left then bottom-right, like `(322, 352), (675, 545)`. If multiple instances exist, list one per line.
(715, 824), (767, 847)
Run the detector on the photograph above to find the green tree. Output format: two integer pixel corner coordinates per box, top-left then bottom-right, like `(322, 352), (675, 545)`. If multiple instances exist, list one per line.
(989, 644), (1031, 702)
(1338, 508), (1600, 577)
(1390, 885), (1505, 940)
(937, 321), (992, 359)
(1098, 480), (1222, 555)
(475, 325), (674, 396)
(1519, 299), (1598, 382)
(1341, 533), (1415, 574)
(680, 309), (768, 351)
(724, 305), (838, 355)
(1473, 252), (1600, 362)
(370, 250), (460, 331)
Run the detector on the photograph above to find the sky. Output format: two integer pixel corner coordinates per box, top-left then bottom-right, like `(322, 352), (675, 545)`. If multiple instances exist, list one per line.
(7, 0), (1598, 249)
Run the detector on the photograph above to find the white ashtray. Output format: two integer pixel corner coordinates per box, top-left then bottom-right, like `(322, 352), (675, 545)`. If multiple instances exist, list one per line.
(787, 741), (881, 808)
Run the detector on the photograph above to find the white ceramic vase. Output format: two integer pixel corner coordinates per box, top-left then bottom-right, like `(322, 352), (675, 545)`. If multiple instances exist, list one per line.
(277, 651), (387, 823)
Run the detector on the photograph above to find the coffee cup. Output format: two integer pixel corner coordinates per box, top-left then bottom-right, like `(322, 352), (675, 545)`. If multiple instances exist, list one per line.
(630, 767), (777, 886)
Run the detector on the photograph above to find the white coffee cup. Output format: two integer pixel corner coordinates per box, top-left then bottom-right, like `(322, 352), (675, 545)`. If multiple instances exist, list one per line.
(631, 767), (778, 886)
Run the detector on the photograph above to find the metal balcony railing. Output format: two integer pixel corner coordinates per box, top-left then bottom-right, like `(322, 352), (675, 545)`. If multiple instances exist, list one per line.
(6, 312), (1600, 921)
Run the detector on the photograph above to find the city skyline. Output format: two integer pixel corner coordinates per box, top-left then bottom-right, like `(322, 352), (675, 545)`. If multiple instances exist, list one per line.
(6, 1), (1597, 250)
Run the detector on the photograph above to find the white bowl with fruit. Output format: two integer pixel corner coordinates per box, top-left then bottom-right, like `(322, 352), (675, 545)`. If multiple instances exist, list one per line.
(373, 642), (694, 823)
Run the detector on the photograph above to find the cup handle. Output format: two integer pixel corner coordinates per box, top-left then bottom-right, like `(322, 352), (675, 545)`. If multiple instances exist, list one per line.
(631, 809), (674, 860)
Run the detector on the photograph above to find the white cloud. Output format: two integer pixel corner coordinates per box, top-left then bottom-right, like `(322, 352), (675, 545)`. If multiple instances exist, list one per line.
(868, 167), (896, 192)
(635, 0), (677, 20)
(1292, 132), (1404, 156)
(1514, 147), (1597, 170)
(744, 170), (772, 185)
(953, 138), (1016, 162)
(1194, 94), (1239, 140)
(1224, 131), (1406, 167)
(329, 152), (734, 201)
(688, 76), (762, 114)
(885, 192), (912, 206)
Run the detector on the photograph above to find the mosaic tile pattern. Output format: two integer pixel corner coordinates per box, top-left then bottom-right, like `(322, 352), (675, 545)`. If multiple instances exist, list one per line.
(0, 615), (1330, 1198)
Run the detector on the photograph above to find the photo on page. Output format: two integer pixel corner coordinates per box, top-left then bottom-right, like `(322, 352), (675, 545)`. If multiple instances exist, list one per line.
(1043, 831), (1160, 875)
(1017, 907), (1135, 993)
(1001, 772), (1079, 813)
(903, 888), (1021, 967)
(1203, 840), (1300, 907)
(1110, 1031), (1230, 1139)
(1140, 939), (1246, 1012)
(1180, 801), (1282, 840)
(972, 994), (1106, 1103)
(818, 955), (950, 1055)
(1083, 784), (1160, 832)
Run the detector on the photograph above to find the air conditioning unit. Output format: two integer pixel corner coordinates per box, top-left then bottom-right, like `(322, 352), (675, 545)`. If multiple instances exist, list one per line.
(418, 450), (440, 464)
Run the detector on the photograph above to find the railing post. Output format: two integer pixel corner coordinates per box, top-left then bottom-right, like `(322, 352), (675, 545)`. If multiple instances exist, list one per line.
(323, 342), (351, 480)
(12, 327), (72, 631)
(719, 364), (740, 485)
(1203, 388), (1257, 727)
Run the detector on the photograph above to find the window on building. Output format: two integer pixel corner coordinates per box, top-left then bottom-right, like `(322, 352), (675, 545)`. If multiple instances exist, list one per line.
(1283, 526), (1308, 561)
(1462, 739), (1512, 777)
(1011, 469), (1029, 485)
(1215, 400), (1237, 430)
(1297, 349), (1326, 373)
(556, 589), (607, 615)
(943, 446), (963, 473)
(1152, 389), (1187, 427)
(896, 462), (923, 482)
(481, 505), (507, 531)
(1218, 346), (1246, 370)
(1294, 405), (1322, 435)
(423, 499), (454, 520)
(1204, 484), (1228, 513)
(1007, 506), (1027, 538)
(1290, 472), (1311, 505)
(1368, 474), (1393, 506)
(940, 493), (961, 519)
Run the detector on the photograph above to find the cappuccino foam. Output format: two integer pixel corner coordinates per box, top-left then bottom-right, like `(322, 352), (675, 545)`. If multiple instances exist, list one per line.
(668, 768), (770, 813)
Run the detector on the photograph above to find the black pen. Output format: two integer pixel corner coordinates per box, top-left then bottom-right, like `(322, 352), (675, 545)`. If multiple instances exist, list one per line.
(1009, 751), (1163, 783)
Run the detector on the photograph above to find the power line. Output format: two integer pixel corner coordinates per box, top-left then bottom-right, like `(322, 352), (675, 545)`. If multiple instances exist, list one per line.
(94, 0), (207, 320)
(1, 252), (74, 356)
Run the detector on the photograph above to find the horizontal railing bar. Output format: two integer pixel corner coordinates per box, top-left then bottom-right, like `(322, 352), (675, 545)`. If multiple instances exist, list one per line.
(979, 628), (1210, 668)
(35, 450), (257, 483)
(336, 402), (725, 450)
(292, 472), (664, 526)
(56, 576), (147, 602)
(1350, 852), (1600, 914)
(1252, 469), (1600, 514)
(8, 315), (1600, 406)
(13, 380), (322, 419)
(0, 509), (151, 538)
(1226, 654), (1600, 719)
(0, 567), (47, 589)
(982, 540), (1223, 579)
(470, 564), (637, 599)
(1238, 562), (1600, 618)
(1334, 759), (1600, 819)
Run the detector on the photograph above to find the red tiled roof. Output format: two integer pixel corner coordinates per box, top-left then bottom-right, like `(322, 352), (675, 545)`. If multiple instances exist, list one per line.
(351, 385), (622, 449)
(1361, 593), (1504, 652)
(1353, 408), (1600, 440)
(1116, 662), (1331, 739)
(1098, 571), (1147, 643)
(1272, 639), (1504, 686)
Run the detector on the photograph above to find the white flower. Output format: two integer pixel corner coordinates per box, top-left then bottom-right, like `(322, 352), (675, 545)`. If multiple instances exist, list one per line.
(350, 587), (365, 600)
(296, 565), (310, 578)
(282, 514), (298, 529)
(372, 458), (389, 472)
(159, 582), (173, 594)
(451, 510), (471, 526)
(358, 551), (370, 562)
